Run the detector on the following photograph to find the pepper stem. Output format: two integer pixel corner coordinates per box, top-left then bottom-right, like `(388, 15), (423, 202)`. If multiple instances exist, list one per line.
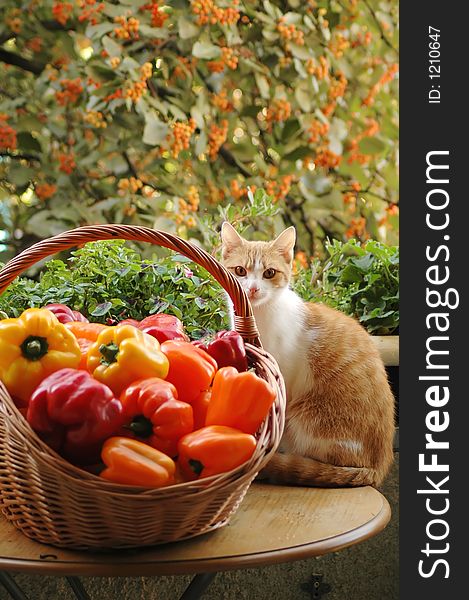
(188, 459), (204, 476)
(127, 415), (153, 438)
(20, 336), (49, 361)
(99, 342), (119, 365)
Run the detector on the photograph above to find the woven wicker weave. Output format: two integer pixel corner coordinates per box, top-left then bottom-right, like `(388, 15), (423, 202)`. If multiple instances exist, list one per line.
(0, 225), (286, 549)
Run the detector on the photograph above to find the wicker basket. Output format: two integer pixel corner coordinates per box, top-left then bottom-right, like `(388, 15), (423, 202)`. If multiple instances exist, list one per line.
(0, 224), (286, 550)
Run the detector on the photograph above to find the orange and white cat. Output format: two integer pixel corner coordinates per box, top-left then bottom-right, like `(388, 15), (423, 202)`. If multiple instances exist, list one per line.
(221, 222), (395, 487)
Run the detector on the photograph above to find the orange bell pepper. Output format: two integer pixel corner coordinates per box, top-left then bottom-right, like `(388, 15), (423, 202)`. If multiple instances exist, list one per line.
(75, 338), (93, 369)
(120, 378), (193, 458)
(160, 340), (217, 404)
(191, 390), (212, 430)
(65, 321), (107, 341)
(100, 436), (176, 487)
(177, 425), (257, 481)
(205, 366), (276, 434)
(65, 322), (107, 370)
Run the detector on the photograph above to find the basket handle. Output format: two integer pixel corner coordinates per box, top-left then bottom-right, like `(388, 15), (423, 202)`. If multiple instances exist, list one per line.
(0, 224), (261, 346)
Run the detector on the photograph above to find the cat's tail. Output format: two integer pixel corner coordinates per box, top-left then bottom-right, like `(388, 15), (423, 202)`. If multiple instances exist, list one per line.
(258, 452), (390, 487)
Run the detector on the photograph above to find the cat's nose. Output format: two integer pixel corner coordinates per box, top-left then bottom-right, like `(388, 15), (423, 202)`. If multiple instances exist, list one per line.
(247, 286), (259, 299)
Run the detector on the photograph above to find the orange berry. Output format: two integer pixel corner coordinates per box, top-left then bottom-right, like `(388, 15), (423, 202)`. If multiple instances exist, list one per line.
(58, 152), (76, 175)
(0, 118), (17, 150)
(208, 120), (229, 160)
(52, 2), (73, 26)
(314, 147), (341, 169)
(55, 78), (83, 106)
(35, 183), (57, 201)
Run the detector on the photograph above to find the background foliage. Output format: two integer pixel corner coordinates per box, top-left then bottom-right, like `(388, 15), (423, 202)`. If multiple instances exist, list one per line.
(0, 0), (398, 262)
(0, 240), (231, 338)
(0, 232), (399, 335)
(294, 237), (398, 333)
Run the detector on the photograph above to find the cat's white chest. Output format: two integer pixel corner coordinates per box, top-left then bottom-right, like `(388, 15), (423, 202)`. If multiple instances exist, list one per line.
(252, 291), (313, 400)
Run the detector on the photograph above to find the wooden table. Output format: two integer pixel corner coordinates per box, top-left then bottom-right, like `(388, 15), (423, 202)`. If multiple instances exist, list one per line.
(0, 482), (391, 600)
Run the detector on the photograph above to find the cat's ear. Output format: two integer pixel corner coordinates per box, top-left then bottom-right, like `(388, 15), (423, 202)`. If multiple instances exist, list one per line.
(221, 222), (243, 257)
(272, 226), (296, 262)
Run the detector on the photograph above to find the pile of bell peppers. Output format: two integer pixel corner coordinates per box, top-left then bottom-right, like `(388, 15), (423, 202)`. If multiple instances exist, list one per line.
(0, 305), (276, 488)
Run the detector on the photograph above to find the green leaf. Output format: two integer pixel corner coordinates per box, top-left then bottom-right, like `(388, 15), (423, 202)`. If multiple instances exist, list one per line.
(178, 16), (200, 39)
(24, 210), (67, 238)
(294, 82), (313, 112)
(283, 146), (311, 161)
(351, 254), (374, 271)
(143, 112), (169, 145)
(380, 162), (399, 190)
(339, 265), (363, 283)
(91, 301), (112, 317)
(262, 30), (279, 42)
(282, 118), (302, 141)
(224, 24), (243, 46)
(283, 11), (302, 24)
(121, 56), (141, 71)
(192, 41), (221, 60)
(241, 106), (261, 118)
(338, 162), (368, 187)
(16, 132), (41, 153)
(329, 118), (348, 141)
(8, 164), (34, 187)
(85, 22), (115, 39)
(102, 36), (122, 58)
(255, 73), (270, 99)
(106, 154), (129, 175)
(358, 137), (387, 155)
(195, 297), (206, 309)
(300, 172), (332, 195)
(191, 91), (210, 128)
(195, 130), (208, 155)
(239, 57), (266, 73)
(86, 63), (117, 83)
(263, 0), (280, 19)
(139, 24), (169, 39)
(120, 0), (148, 5)
(318, 189), (343, 210)
(289, 44), (313, 60)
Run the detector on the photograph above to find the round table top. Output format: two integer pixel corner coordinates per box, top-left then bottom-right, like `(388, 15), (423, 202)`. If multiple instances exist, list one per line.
(0, 482), (391, 576)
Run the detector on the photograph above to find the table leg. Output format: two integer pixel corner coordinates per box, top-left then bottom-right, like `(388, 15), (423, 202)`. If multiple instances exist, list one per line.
(65, 576), (92, 600)
(0, 572), (29, 600)
(178, 572), (218, 600)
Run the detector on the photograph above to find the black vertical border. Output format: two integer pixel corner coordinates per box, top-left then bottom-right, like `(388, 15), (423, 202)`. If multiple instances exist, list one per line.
(400, 2), (467, 597)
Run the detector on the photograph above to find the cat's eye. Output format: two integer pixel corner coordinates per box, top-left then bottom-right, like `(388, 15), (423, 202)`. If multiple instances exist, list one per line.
(263, 268), (276, 279)
(234, 266), (247, 277)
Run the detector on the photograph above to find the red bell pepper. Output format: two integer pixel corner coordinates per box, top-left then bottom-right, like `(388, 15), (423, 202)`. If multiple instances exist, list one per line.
(192, 330), (248, 372)
(120, 377), (193, 458)
(44, 303), (89, 324)
(138, 313), (189, 344)
(26, 368), (124, 465)
(118, 318), (140, 328)
(160, 340), (218, 404)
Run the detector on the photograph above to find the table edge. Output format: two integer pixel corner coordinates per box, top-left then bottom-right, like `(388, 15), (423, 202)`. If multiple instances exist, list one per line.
(0, 493), (391, 576)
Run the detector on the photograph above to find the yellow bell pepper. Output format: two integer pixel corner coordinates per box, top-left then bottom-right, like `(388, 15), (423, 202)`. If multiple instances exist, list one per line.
(87, 324), (169, 395)
(0, 308), (81, 406)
